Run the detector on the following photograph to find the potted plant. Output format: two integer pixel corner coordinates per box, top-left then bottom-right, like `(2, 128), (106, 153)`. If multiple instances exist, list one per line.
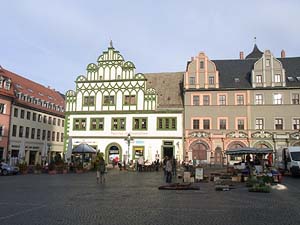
(76, 163), (83, 174)
(48, 162), (56, 175)
(34, 163), (42, 174)
(18, 162), (28, 175)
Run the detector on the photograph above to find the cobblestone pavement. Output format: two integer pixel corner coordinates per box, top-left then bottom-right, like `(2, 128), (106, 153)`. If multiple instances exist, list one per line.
(0, 169), (300, 225)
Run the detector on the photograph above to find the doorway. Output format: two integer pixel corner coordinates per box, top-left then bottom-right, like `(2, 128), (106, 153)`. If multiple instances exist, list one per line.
(163, 147), (174, 158)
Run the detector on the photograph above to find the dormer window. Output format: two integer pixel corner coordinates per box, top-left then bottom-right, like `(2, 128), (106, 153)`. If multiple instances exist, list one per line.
(0, 76), (3, 88)
(256, 75), (262, 83)
(234, 78), (240, 83)
(208, 76), (215, 85)
(189, 76), (195, 85)
(288, 77), (295, 82)
(200, 61), (204, 69)
(274, 74), (281, 82)
(4, 79), (11, 90)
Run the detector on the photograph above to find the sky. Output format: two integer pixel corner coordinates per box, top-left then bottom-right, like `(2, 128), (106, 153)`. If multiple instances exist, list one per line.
(1, 0), (300, 93)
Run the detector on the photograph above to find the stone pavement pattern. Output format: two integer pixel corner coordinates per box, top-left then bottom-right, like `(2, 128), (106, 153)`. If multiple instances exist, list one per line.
(0, 169), (300, 225)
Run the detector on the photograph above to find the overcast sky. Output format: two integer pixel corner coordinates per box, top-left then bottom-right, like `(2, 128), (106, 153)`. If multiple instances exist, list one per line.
(1, 0), (300, 93)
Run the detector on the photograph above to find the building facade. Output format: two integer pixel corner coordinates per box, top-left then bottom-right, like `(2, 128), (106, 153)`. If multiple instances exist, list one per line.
(0, 69), (14, 161)
(0, 67), (65, 165)
(184, 45), (300, 165)
(65, 44), (184, 163)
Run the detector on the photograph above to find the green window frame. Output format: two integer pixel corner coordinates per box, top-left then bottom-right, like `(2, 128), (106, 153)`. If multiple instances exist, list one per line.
(103, 95), (115, 106)
(83, 96), (95, 106)
(111, 118), (126, 130)
(124, 95), (136, 105)
(90, 118), (104, 130)
(133, 117), (147, 130)
(157, 117), (177, 130)
(73, 118), (87, 130)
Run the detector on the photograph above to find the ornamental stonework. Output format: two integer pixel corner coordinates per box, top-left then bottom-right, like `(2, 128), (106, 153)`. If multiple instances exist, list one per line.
(251, 131), (273, 139)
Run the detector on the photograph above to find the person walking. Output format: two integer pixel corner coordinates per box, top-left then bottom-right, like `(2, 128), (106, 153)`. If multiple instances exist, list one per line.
(98, 157), (106, 184)
(166, 157), (173, 183)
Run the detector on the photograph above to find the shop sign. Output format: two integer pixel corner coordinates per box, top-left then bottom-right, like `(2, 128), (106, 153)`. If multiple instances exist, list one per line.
(163, 141), (173, 146)
(109, 149), (119, 155)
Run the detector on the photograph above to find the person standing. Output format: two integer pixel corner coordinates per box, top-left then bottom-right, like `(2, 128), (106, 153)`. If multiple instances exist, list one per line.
(98, 157), (106, 184)
(166, 157), (173, 183)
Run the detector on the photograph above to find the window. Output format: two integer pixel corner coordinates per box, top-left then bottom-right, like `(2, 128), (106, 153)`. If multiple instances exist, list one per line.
(124, 95), (136, 105)
(203, 119), (210, 130)
(0, 103), (5, 114)
(14, 108), (18, 117)
(255, 118), (264, 130)
(256, 75), (262, 83)
(133, 118), (147, 130)
(20, 110), (25, 119)
(58, 119), (61, 126)
(12, 125), (17, 137)
(19, 126), (24, 138)
(157, 117), (177, 130)
(73, 118), (87, 130)
(200, 61), (204, 69)
(219, 95), (226, 105)
(193, 119), (199, 129)
(48, 117), (52, 125)
(62, 120), (65, 127)
(208, 76), (215, 85)
(43, 115), (47, 123)
(193, 96), (199, 106)
(275, 118), (283, 130)
(203, 95), (210, 106)
(0, 125), (3, 137)
(31, 128), (35, 139)
(25, 127), (30, 138)
(83, 96), (95, 106)
(53, 118), (56, 125)
(274, 74), (281, 83)
(266, 59), (270, 67)
(61, 133), (64, 142)
(189, 76), (195, 85)
(90, 118), (104, 130)
(38, 114), (42, 122)
(32, 113), (36, 121)
(52, 131), (55, 141)
(219, 119), (227, 130)
(37, 129), (41, 140)
(103, 96), (115, 105)
(292, 93), (299, 104)
(237, 119), (245, 130)
(42, 130), (46, 140)
(26, 111), (31, 120)
(237, 95), (244, 105)
(255, 94), (263, 105)
(56, 132), (59, 142)
(293, 119), (300, 130)
(47, 131), (51, 141)
(112, 118), (126, 130)
(273, 93), (283, 104)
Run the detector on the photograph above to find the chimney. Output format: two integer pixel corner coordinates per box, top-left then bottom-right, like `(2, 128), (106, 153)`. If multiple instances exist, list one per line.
(281, 49), (286, 58)
(239, 51), (244, 60)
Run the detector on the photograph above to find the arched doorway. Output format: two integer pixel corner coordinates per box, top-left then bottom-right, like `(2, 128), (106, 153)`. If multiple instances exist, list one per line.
(292, 141), (300, 146)
(105, 143), (122, 163)
(214, 147), (223, 165)
(254, 141), (272, 149)
(190, 141), (208, 161)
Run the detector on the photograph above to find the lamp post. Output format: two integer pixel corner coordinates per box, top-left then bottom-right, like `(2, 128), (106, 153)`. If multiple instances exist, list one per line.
(124, 133), (134, 166)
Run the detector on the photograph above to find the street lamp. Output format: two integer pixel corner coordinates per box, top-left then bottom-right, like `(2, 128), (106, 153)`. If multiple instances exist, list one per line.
(124, 133), (134, 165)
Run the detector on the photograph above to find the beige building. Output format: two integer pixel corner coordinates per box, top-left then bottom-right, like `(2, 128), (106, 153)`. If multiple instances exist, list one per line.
(1, 68), (65, 165)
(184, 45), (300, 165)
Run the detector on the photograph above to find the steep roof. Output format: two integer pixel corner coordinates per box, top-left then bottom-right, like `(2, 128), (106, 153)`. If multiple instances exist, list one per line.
(144, 72), (184, 109)
(245, 44), (263, 59)
(1, 67), (65, 116)
(278, 57), (300, 87)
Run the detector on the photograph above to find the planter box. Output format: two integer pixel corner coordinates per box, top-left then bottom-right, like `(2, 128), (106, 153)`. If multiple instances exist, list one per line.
(48, 170), (57, 175)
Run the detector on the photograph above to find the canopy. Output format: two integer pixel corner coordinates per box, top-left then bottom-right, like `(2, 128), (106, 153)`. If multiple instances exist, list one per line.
(225, 147), (273, 155)
(72, 143), (97, 154)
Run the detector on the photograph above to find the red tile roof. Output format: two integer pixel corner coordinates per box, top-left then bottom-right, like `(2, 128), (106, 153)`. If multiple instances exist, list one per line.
(0, 67), (65, 116)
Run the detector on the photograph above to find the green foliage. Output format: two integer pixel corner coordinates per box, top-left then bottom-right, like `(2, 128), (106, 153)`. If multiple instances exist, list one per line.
(18, 162), (28, 172)
(35, 163), (42, 171)
(248, 184), (271, 193)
